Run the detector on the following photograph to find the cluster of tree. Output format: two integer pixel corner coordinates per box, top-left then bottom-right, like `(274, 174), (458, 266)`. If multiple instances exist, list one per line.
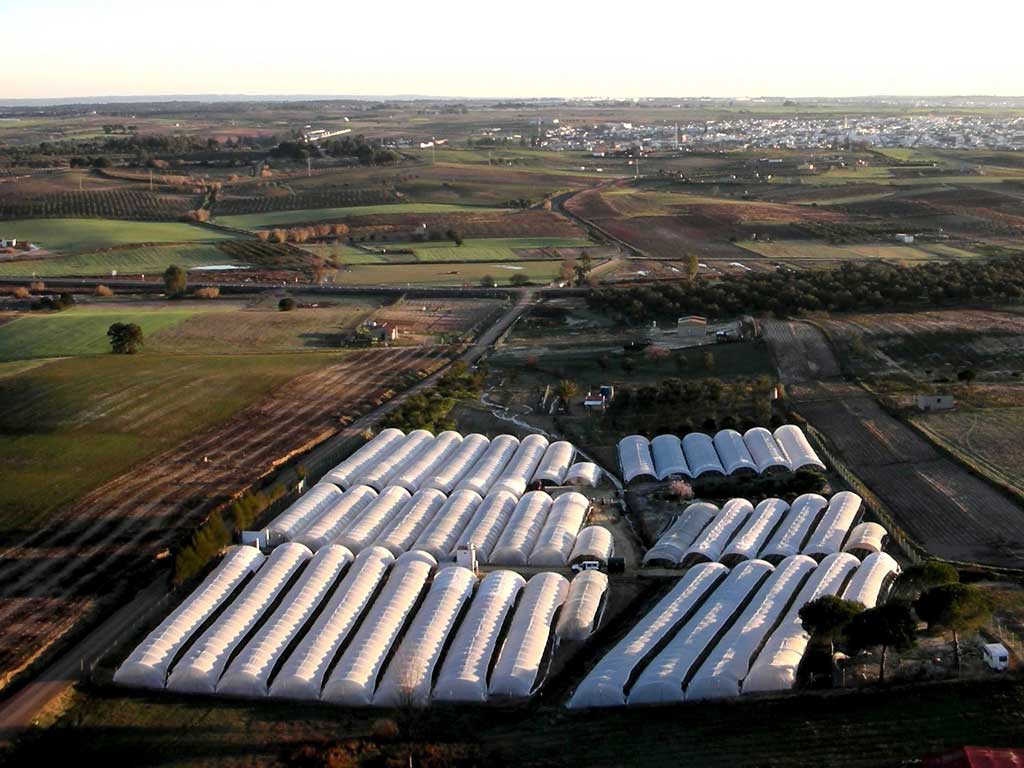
(107, 322), (144, 354)
(258, 223), (349, 244)
(383, 363), (486, 433)
(33, 291), (76, 311)
(181, 208), (211, 223)
(588, 257), (1024, 323)
(560, 252), (595, 286)
(321, 135), (400, 165)
(163, 264), (188, 296)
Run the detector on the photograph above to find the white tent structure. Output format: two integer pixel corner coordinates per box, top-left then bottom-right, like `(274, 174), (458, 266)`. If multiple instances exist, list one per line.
(335, 486), (412, 553)
(217, 545), (353, 698)
(567, 563), (727, 708)
(269, 547), (394, 701)
(773, 425), (826, 471)
(456, 434), (520, 497)
(564, 462), (602, 488)
(491, 433), (550, 497)
(389, 431), (464, 493)
(569, 526), (614, 567)
(321, 551), (436, 706)
(490, 491), (553, 566)
(267, 483), (343, 543)
(743, 427), (792, 474)
(742, 552), (860, 694)
(433, 570), (525, 703)
(489, 572), (569, 698)
(115, 546), (264, 690)
(713, 430), (758, 475)
(682, 433), (726, 477)
(412, 488), (484, 560)
(528, 491), (589, 566)
(617, 435), (657, 484)
(321, 428), (405, 489)
(555, 570), (609, 643)
(643, 502), (717, 567)
(759, 493), (829, 564)
(372, 489), (448, 557)
(454, 489), (518, 562)
(373, 566), (476, 707)
(294, 485), (378, 552)
(686, 555), (817, 700)
(721, 498), (789, 567)
(843, 522), (888, 557)
(353, 429), (435, 491)
(531, 440), (576, 487)
(842, 552), (901, 609)
(803, 491), (862, 560)
(651, 435), (690, 480)
(681, 498), (753, 566)
(628, 559), (774, 705)
(167, 543), (312, 695)
(423, 433), (490, 494)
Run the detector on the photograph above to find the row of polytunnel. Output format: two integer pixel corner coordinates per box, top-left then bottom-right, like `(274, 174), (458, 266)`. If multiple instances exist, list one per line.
(617, 425), (825, 484)
(115, 545), (610, 705)
(643, 491), (886, 568)
(568, 549), (901, 707)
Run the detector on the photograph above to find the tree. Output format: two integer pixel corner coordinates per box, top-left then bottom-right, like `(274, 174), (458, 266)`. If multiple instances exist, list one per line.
(510, 273), (530, 287)
(957, 368), (977, 385)
(846, 601), (917, 683)
(560, 255), (577, 284)
(914, 583), (992, 675)
(557, 379), (578, 409)
(278, 297), (297, 311)
(107, 322), (144, 354)
(574, 252), (593, 286)
(703, 350), (715, 372)
(684, 253), (699, 282)
(799, 595), (864, 659)
(896, 560), (958, 598)
(163, 264), (187, 296)
(480, 274), (496, 287)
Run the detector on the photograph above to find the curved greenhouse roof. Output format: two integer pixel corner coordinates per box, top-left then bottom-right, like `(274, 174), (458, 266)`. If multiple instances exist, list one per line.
(773, 424), (825, 471)
(569, 526), (614, 566)
(455, 489), (519, 562)
(294, 485), (378, 552)
(321, 428), (405, 489)
(372, 488), (448, 557)
(491, 433), (550, 497)
(353, 429), (435, 491)
(743, 427), (792, 474)
(843, 522), (888, 556)
(643, 502), (717, 567)
(713, 430), (758, 475)
(803, 491), (862, 560)
(423, 433), (490, 495)
(490, 491), (553, 566)
(267, 483), (343, 543)
(651, 434), (690, 480)
(759, 493), (829, 564)
(531, 440), (576, 487)
(389, 431), (463, 493)
(528, 491), (589, 566)
(618, 435), (657, 484)
(721, 498), (789, 567)
(334, 486), (412, 554)
(565, 461), (602, 488)
(412, 488), (484, 560)
(681, 498), (753, 566)
(456, 434), (520, 497)
(555, 570), (609, 643)
(682, 433), (726, 477)
(842, 551), (900, 609)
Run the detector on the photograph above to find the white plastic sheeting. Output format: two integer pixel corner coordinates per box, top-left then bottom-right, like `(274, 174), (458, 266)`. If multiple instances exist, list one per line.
(682, 433), (726, 477)
(642, 502), (717, 567)
(567, 563), (728, 708)
(433, 570), (525, 703)
(456, 434), (520, 497)
(686, 555), (817, 700)
(651, 434), (690, 480)
(842, 552), (901, 609)
(529, 491), (589, 566)
(682, 498), (753, 566)
(454, 490), (518, 562)
(569, 526), (614, 566)
(565, 462), (602, 488)
(217, 545), (353, 697)
(373, 489), (448, 557)
(353, 429), (435, 491)
(491, 434), (550, 497)
(335, 486), (412, 554)
(166, 543), (312, 694)
(721, 498), (789, 567)
(531, 440), (576, 486)
(618, 435), (657, 484)
(321, 551), (437, 705)
(413, 489), (484, 560)
(115, 546), (265, 690)
(389, 431), (464, 493)
(269, 547), (394, 701)
(773, 424), (826, 471)
(628, 559), (774, 705)
(555, 570), (609, 643)
(294, 485), (378, 552)
(713, 430), (758, 475)
(843, 522), (888, 556)
(267, 483), (343, 543)
(489, 572), (569, 698)
(742, 552), (860, 694)
(423, 433), (490, 495)
(759, 493), (829, 564)
(373, 566), (476, 707)
(321, 428), (405, 489)
(743, 427), (792, 474)
(803, 491), (862, 559)
(489, 491), (553, 566)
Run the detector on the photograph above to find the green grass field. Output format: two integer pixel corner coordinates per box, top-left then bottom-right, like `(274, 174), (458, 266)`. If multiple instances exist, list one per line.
(3, 219), (233, 253)
(330, 259), (568, 286)
(308, 237), (593, 266)
(216, 203), (505, 229)
(736, 240), (976, 265)
(0, 243), (234, 277)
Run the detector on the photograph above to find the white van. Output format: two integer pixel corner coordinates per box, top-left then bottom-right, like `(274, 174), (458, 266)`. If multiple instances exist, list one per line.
(982, 642), (1009, 671)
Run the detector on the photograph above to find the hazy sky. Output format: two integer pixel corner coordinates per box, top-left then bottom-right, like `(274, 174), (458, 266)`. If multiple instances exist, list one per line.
(3, 0), (1022, 99)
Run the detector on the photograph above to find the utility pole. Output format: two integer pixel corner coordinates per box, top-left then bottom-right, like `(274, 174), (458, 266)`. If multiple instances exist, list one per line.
(149, 169), (153, 192)
(431, 137), (436, 165)
(307, 156), (312, 177)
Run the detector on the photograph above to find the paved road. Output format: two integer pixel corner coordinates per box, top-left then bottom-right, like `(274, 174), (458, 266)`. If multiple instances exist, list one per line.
(0, 291), (536, 739)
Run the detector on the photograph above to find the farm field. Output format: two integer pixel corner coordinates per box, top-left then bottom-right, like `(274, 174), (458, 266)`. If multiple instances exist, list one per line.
(2, 219), (233, 253)
(736, 240), (970, 266)
(330, 259), (569, 285)
(216, 203), (505, 229)
(0, 189), (202, 221)
(0, 243), (232, 277)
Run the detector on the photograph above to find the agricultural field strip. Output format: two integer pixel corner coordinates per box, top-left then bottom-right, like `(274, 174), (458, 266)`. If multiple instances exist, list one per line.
(216, 204), (508, 230)
(2, 219), (234, 253)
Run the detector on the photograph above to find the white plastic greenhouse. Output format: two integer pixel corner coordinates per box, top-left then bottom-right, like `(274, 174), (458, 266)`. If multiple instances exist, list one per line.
(531, 440), (576, 487)
(843, 522), (888, 556)
(320, 428), (405, 489)
(294, 485), (378, 552)
(759, 493), (829, 564)
(422, 433), (491, 494)
(682, 433), (726, 477)
(528, 491), (589, 566)
(555, 570), (609, 643)
(842, 551), (901, 609)
(617, 435), (657, 484)
(681, 498), (753, 566)
(642, 502), (718, 567)
(564, 462), (602, 488)
(453, 489), (518, 562)
(713, 429), (758, 475)
(412, 488), (484, 560)
(267, 483), (343, 543)
(721, 498), (789, 567)
(802, 491), (862, 560)
(651, 434), (690, 480)
(569, 526), (614, 567)
(489, 491), (553, 566)
(353, 429), (435, 491)
(114, 546), (264, 690)
(372, 488), (448, 557)
(773, 425), (826, 471)
(389, 431), (463, 493)
(743, 427), (792, 474)
(456, 434), (520, 496)
(334, 486), (412, 553)
(490, 433), (550, 497)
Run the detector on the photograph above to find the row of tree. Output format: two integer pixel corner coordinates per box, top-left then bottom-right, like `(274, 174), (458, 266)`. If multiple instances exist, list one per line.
(383, 363), (486, 433)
